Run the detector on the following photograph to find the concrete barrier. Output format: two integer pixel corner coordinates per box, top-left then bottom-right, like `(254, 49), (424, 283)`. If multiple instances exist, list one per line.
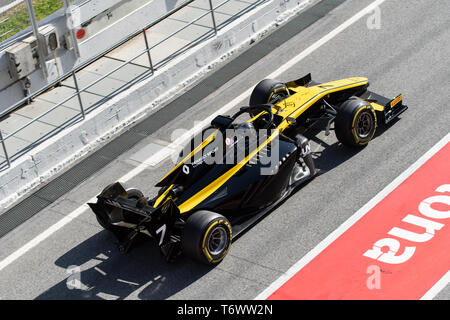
(0, 0), (320, 211)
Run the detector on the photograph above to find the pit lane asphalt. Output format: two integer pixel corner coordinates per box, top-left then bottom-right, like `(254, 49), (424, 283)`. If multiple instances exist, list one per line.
(0, 0), (449, 300)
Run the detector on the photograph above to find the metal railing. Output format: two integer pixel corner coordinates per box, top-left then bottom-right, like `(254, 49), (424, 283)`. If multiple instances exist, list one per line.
(0, 0), (267, 169)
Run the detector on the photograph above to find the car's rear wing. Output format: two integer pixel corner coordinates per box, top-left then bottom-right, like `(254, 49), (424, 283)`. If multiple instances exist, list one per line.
(88, 182), (155, 222)
(88, 182), (180, 230)
(88, 182), (181, 255)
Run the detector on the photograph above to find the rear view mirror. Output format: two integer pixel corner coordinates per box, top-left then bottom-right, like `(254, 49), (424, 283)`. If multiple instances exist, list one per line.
(286, 117), (297, 125)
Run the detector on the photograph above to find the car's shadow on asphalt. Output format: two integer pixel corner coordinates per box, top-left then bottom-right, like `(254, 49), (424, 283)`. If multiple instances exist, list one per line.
(35, 231), (212, 300)
(306, 117), (400, 175)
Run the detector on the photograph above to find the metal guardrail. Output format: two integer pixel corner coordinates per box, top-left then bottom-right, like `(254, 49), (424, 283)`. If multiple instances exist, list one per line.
(0, 0), (267, 169)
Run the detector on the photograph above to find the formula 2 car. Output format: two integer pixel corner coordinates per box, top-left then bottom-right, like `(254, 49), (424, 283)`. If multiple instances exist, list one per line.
(88, 74), (407, 265)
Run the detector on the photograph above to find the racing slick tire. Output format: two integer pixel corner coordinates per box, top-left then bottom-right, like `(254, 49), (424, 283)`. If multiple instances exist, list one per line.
(182, 210), (232, 266)
(249, 79), (290, 127)
(335, 97), (377, 147)
(249, 79), (290, 107)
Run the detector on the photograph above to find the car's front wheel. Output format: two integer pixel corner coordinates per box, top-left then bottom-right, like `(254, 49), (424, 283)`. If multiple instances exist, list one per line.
(335, 97), (377, 147)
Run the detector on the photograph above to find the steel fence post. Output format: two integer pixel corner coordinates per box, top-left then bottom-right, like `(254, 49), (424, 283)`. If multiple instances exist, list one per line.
(72, 71), (85, 119)
(0, 130), (11, 168)
(208, 0), (218, 35)
(142, 29), (154, 73)
(25, 0), (49, 78)
(63, 0), (81, 58)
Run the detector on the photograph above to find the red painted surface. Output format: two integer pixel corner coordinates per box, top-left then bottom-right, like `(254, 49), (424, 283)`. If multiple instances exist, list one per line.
(269, 143), (450, 300)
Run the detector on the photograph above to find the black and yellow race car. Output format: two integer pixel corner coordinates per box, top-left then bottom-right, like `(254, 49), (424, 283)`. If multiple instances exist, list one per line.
(88, 74), (407, 265)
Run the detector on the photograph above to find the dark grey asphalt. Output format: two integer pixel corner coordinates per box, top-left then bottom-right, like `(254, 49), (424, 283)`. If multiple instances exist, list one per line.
(0, 0), (448, 300)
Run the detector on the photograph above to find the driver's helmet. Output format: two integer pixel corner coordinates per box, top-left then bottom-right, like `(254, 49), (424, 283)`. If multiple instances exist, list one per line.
(229, 122), (256, 156)
(234, 122), (255, 134)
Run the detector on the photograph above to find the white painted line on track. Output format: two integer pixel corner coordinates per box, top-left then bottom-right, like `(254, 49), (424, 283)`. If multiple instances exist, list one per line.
(0, 0), (389, 273)
(255, 132), (450, 300)
(421, 271), (450, 300)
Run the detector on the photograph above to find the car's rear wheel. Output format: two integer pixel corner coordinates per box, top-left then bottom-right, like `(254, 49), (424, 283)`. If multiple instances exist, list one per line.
(335, 97), (377, 147)
(182, 211), (232, 266)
